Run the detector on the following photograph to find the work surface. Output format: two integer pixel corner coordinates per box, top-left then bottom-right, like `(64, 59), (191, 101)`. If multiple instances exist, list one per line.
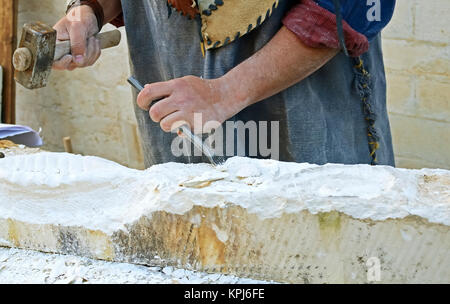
(0, 151), (449, 283)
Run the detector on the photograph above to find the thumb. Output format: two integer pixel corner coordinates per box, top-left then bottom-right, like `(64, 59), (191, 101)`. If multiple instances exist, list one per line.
(55, 27), (70, 41)
(68, 26), (88, 65)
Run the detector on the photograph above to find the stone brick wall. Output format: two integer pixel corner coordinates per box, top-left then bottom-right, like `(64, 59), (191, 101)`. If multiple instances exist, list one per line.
(15, 1), (449, 169)
(15, 1), (144, 169)
(382, 0), (450, 169)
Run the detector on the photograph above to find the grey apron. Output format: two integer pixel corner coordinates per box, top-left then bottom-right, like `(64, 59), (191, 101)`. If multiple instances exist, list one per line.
(120, 0), (395, 168)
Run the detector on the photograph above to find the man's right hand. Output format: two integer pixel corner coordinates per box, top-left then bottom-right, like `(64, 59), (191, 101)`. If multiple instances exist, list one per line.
(52, 5), (101, 71)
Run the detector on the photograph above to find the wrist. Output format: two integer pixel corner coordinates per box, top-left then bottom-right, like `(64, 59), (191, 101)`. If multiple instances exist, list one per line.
(219, 72), (254, 107)
(66, 0), (105, 32)
(212, 75), (253, 117)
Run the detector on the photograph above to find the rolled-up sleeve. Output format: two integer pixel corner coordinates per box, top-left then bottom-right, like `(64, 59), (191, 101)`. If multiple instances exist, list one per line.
(283, 0), (396, 57)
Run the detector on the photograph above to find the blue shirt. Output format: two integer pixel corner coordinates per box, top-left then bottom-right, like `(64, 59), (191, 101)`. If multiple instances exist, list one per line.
(316, 0), (396, 40)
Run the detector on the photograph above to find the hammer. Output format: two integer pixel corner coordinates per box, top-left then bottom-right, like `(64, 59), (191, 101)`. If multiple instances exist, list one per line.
(13, 21), (121, 89)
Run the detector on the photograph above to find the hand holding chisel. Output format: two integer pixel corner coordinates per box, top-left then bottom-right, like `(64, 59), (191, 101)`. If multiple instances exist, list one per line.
(127, 76), (218, 166)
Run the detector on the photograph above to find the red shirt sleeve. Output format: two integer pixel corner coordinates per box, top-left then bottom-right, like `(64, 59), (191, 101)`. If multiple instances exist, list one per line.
(282, 0), (369, 57)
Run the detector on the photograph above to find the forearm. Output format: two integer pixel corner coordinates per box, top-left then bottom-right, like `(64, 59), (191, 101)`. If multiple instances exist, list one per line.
(97, 0), (122, 24)
(218, 26), (339, 111)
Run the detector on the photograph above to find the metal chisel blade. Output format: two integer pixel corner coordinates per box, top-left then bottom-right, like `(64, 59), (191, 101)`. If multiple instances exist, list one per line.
(177, 125), (218, 166)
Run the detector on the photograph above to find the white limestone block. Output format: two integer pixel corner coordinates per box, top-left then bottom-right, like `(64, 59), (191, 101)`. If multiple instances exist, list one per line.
(0, 152), (449, 283)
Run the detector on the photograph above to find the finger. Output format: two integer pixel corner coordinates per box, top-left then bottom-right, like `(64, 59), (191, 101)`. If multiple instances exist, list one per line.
(92, 38), (101, 65)
(66, 60), (80, 71)
(84, 37), (97, 66)
(159, 112), (188, 133)
(53, 21), (70, 41)
(84, 37), (101, 67)
(52, 54), (73, 70)
(68, 26), (88, 66)
(55, 29), (70, 41)
(67, 64), (78, 71)
(57, 59), (78, 71)
(148, 97), (179, 123)
(137, 82), (173, 110)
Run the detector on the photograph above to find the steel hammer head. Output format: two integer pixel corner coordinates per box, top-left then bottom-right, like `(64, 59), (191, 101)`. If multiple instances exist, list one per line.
(13, 22), (57, 90)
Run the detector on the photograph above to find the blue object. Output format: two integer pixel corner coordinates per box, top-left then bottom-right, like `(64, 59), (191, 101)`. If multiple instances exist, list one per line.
(316, 0), (396, 41)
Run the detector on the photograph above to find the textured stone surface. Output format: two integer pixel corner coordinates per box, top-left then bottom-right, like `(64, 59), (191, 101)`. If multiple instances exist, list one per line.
(0, 152), (449, 283)
(0, 247), (270, 284)
(3, 207), (449, 283)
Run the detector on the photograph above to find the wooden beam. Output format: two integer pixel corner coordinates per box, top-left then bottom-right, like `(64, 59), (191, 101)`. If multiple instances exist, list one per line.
(0, 0), (18, 124)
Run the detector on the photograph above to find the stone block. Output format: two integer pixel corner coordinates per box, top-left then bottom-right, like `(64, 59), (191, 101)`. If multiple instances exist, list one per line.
(0, 152), (449, 283)
(382, 1), (414, 40)
(415, 0), (450, 43)
(389, 113), (450, 169)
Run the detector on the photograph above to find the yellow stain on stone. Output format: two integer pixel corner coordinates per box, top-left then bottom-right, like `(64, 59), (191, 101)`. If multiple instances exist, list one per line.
(7, 218), (20, 247)
(318, 211), (342, 237)
(197, 223), (226, 268)
(86, 230), (115, 261)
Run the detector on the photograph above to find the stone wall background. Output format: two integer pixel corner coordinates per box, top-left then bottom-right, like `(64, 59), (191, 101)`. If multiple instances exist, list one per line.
(15, 0), (449, 169)
(16, 1), (143, 169)
(382, 0), (450, 170)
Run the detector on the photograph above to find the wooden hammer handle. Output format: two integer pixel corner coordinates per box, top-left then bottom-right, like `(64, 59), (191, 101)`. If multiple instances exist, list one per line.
(54, 29), (121, 61)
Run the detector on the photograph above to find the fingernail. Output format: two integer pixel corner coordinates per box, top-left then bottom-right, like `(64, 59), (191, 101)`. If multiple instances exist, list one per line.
(74, 55), (84, 63)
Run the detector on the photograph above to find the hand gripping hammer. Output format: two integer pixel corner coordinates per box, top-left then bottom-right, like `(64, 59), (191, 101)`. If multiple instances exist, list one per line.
(13, 21), (121, 89)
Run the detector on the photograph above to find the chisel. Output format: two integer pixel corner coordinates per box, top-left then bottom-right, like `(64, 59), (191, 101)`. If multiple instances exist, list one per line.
(127, 76), (218, 166)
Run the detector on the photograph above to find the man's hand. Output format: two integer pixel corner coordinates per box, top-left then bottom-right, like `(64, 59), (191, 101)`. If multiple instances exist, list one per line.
(136, 76), (245, 133)
(52, 5), (101, 71)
